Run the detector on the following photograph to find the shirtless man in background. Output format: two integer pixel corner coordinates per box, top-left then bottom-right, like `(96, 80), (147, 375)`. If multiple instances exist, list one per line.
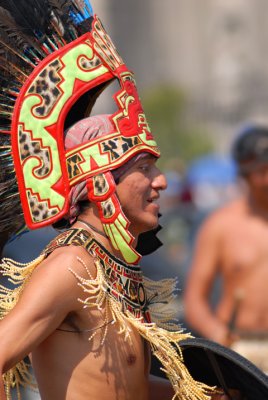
(184, 125), (268, 371)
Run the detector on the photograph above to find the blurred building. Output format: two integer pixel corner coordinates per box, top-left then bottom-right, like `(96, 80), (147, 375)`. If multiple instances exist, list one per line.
(91, 0), (268, 153)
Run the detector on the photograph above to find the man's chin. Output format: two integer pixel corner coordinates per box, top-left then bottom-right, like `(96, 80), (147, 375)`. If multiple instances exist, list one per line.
(127, 211), (159, 236)
(139, 218), (159, 234)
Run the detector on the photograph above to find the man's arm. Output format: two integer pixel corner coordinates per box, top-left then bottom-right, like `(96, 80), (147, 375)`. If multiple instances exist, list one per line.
(149, 375), (174, 400)
(0, 246), (92, 398)
(183, 214), (231, 345)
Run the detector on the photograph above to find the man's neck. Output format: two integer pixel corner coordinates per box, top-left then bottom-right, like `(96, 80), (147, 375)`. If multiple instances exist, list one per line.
(248, 193), (268, 219)
(77, 218), (108, 239)
(72, 212), (130, 261)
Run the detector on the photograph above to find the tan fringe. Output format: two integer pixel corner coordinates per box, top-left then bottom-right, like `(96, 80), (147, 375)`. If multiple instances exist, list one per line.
(0, 255), (45, 399)
(0, 252), (215, 399)
(143, 275), (180, 330)
(124, 312), (213, 400)
(73, 258), (215, 400)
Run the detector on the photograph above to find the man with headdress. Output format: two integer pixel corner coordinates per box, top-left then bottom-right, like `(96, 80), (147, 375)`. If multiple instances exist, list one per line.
(0, 1), (245, 399)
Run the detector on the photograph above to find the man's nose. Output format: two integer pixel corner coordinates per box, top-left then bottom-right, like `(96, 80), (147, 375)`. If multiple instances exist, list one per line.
(152, 169), (167, 190)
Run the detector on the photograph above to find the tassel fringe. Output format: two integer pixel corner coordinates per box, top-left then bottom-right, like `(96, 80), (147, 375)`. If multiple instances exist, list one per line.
(0, 251), (215, 399)
(0, 254), (45, 399)
(71, 257), (215, 400)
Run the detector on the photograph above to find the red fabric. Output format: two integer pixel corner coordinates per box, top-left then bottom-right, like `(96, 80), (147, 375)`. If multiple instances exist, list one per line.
(64, 114), (146, 223)
(65, 114), (113, 222)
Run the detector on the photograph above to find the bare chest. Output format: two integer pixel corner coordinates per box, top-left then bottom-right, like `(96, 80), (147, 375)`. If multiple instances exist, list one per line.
(220, 218), (268, 276)
(33, 312), (150, 400)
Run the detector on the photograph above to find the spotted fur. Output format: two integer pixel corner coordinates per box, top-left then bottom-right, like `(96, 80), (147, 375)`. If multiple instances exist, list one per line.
(27, 192), (58, 222)
(93, 174), (109, 195)
(101, 136), (140, 161)
(67, 154), (83, 179)
(101, 198), (115, 218)
(79, 54), (102, 70)
(27, 59), (62, 117)
(19, 126), (50, 178)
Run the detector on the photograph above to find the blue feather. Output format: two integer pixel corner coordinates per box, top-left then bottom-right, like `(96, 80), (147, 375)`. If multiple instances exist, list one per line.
(82, 0), (94, 17)
(70, 0), (93, 25)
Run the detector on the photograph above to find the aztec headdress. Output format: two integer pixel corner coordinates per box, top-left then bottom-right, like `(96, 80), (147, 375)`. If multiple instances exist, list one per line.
(0, 0), (160, 264)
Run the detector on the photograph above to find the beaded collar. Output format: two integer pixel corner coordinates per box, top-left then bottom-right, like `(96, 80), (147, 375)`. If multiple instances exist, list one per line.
(43, 228), (151, 322)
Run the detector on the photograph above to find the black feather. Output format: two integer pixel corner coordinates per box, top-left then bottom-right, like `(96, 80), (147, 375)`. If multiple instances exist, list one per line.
(49, 0), (72, 22)
(0, 0), (52, 36)
(49, 0), (77, 41)
(0, 10), (41, 72)
(0, 0), (95, 239)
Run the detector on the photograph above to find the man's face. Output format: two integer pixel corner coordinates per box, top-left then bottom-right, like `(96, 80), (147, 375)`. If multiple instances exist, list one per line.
(246, 163), (268, 206)
(116, 155), (167, 236)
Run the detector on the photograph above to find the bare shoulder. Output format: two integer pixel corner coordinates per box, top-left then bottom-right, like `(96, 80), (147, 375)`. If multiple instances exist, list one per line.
(25, 244), (97, 309)
(35, 244), (96, 279)
(201, 198), (246, 233)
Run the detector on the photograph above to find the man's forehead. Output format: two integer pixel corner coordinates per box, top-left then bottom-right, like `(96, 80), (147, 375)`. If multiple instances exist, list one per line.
(251, 162), (268, 172)
(136, 154), (157, 162)
(116, 154), (158, 181)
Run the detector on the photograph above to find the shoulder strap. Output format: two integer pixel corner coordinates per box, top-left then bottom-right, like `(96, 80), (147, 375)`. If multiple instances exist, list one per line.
(42, 228), (94, 257)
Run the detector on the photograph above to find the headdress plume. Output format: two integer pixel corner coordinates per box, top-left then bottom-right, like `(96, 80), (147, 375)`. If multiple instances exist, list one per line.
(0, 0), (94, 239)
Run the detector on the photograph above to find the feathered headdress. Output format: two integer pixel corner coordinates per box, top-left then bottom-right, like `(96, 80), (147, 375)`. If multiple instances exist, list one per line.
(0, 0), (160, 263)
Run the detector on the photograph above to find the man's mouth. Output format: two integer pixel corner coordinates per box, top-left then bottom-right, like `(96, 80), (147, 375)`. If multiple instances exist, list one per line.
(147, 196), (160, 207)
(147, 196), (158, 203)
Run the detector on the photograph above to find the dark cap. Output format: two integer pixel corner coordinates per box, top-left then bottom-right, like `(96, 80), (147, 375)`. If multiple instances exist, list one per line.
(232, 125), (268, 174)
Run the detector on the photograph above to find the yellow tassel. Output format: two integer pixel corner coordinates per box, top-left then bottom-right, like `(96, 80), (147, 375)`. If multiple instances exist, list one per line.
(0, 254), (45, 399)
(123, 312), (213, 400)
(143, 275), (180, 329)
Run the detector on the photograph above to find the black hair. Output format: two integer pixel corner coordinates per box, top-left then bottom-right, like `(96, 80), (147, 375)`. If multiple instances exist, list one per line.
(232, 125), (268, 174)
(52, 199), (91, 230)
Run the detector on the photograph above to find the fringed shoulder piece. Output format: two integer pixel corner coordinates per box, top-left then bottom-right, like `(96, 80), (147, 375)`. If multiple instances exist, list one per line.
(0, 253), (45, 399)
(0, 228), (91, 399)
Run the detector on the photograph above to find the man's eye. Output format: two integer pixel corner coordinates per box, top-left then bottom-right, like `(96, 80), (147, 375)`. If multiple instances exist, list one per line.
(139, 164), (150, 172)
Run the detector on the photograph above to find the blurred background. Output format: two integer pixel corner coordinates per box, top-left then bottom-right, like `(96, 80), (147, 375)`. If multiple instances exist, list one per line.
(3, 0), (268, 323)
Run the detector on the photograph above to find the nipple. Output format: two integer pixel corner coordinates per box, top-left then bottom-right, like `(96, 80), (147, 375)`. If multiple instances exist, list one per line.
(126, 354), (137, 366)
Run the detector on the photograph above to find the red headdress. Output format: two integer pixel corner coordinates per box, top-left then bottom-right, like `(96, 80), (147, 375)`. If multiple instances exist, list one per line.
(0, 0), (160, 263)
